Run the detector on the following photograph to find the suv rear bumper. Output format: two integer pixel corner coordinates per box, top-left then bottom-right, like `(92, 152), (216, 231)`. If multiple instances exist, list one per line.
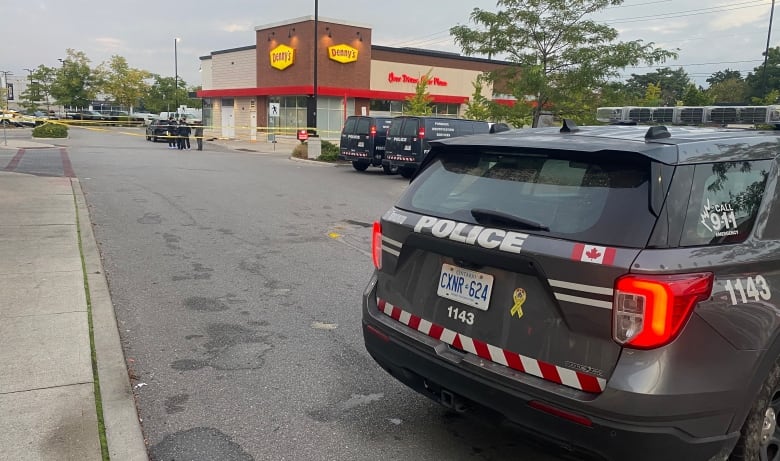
(362, 284), (738, 461)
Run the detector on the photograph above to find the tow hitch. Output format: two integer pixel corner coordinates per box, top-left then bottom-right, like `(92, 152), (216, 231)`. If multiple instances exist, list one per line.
(440, 389), (468, 413)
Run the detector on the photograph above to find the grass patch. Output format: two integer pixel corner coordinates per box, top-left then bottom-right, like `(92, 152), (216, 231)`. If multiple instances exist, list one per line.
(73, 183), (110, 461)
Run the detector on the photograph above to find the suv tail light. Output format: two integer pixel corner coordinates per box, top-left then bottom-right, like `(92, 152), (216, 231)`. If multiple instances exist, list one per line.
(372, 221), (382, 270)
(613, 273), (713, 349)
(370, 125), (377, 137)
(418, 126), (425, 138)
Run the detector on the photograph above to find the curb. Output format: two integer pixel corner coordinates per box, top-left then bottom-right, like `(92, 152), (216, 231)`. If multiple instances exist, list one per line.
(72, 178), (149, 461)
(287, 155), (344, 166)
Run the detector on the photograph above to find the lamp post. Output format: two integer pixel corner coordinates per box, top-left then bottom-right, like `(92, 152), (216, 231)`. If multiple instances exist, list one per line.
(0, 70), (11, 147)
(309, 0), (318, 135)
(58, 59), (66, 115)
(174, 37), (180, 116)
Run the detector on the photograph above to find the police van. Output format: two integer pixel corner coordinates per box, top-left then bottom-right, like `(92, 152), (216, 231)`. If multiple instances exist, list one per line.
(383, 116), (491, 178)
(339, 115), (395, 174)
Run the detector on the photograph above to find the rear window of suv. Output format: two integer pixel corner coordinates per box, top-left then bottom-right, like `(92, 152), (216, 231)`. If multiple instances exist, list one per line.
(396, 147), (657, 248)
(680, 160), (771, 246)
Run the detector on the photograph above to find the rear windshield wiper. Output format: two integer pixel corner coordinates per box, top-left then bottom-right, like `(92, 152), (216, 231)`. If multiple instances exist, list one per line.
(470, 208), (550, 232)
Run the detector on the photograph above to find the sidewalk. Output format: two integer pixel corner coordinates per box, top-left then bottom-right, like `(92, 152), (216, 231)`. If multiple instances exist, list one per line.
(0, 140), (147, 460)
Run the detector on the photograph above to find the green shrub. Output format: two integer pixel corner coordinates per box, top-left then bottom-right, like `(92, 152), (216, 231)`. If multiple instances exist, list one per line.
(318, 140), (340, 161)
(32, 122), (68, 138)
(291, 139), (341, 162)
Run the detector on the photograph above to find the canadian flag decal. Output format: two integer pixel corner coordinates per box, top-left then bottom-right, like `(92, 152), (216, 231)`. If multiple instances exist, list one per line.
(572, 243), (616, 265)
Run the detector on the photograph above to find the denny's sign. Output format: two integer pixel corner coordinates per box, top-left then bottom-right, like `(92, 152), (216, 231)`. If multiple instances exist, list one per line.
(270, 44), (295, 70)
(328, 44), (358, 64)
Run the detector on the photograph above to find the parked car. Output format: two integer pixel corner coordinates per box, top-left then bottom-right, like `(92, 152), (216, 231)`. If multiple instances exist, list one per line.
(383, 116), (491, 178)
(68, 110), (107, 122)
(339, 115), (395, 173)
(364, 120), (780, 460)
(131, 111), (155, 126)
(0, 109), (23, 127)
(145, 119), (171, 142)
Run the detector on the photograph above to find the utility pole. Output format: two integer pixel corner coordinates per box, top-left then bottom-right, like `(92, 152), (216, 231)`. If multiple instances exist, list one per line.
(762, 0), (776, 97)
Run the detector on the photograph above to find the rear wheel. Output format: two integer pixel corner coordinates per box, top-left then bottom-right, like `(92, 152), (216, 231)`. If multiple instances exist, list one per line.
(352, 161), (369, 172)
(399, 167), (415, 179)
(731, 360), (780, 460)
(382, 164), (399, 175)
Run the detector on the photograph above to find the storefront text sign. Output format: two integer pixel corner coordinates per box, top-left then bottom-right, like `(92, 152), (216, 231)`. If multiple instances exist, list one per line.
(328, 44), (359, 64)
(270, 44), (295, 70)
(387, 72), (448, 87)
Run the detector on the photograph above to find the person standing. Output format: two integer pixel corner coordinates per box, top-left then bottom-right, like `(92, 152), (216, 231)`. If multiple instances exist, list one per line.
(167, 115), (177, 149)
(193, 120), (204, 150)
(177, 118), (191, 150)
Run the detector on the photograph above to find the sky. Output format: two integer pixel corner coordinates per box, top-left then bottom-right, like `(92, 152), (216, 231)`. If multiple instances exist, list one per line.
(1, 0), (777, 89)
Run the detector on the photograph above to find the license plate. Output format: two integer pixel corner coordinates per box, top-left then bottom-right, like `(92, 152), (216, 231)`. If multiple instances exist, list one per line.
(357, 142), (364, 147)
(403, 145), (412, 151)
(437, 263), (493, 310)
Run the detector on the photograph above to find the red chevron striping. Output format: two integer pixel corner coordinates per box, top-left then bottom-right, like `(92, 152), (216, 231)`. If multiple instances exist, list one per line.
(375, 298), (604, 393)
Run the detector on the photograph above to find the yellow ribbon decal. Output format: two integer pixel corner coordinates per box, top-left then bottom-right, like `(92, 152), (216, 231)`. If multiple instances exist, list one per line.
(510, 288), (527, 318)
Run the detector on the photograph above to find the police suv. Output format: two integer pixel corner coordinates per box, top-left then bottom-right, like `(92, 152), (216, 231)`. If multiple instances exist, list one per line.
(363, 121), (780, 460)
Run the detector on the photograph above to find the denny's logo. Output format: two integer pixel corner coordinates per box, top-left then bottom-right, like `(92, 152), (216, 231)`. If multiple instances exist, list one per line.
(328, 44), (358, 64)
(270, 44), (295, 70)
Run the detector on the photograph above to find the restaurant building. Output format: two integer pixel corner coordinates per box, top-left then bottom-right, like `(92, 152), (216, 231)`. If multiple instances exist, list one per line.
(197, 16), (514, 140)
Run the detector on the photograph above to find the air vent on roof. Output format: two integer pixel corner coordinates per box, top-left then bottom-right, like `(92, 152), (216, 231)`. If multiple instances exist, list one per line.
(645, 126), (671, 140)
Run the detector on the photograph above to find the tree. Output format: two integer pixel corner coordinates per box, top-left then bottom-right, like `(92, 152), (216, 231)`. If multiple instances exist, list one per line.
(751, 89), (780, 105)
(640, 83), (662, 107)
(707, 69), (742, 86)
(681, 84), (713, 106)
(95, 55), (152, 110)
(746, 47), (780, 100)
(625, 67), (691, 106)
(463, 74), (493, 120)
(450, 0), (676, 126)
(404, 71), (433, 115)
(707, 78), (749, 104)
(50, 49), (98, 109)
(20, 65), (57, 112)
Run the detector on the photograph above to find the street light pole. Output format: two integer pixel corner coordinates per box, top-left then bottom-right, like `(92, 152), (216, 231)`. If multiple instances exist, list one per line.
(0, 70), (11, 147)
(58, 59), (66, 115)
(174, 37), (180, 116)
(309, 0), (318, 135)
